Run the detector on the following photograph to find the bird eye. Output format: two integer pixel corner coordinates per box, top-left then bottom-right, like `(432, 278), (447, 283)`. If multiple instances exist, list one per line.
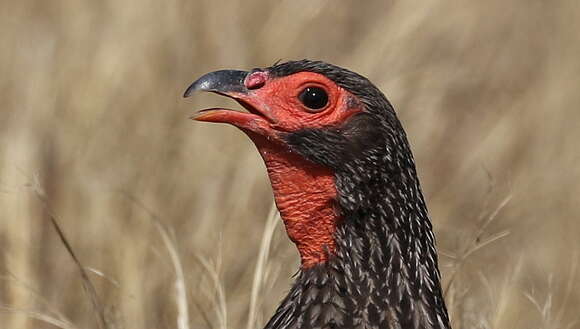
(298, 87), (328, 111)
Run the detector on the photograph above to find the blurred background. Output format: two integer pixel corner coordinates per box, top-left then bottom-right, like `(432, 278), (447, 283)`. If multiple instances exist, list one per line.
(1, 1), (579, 328)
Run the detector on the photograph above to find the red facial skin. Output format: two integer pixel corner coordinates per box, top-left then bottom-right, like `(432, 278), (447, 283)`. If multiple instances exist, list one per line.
(194, 71), (361, 268)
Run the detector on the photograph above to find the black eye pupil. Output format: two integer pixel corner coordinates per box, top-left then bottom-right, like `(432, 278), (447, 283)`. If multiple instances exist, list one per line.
(299, 87), (328, 110)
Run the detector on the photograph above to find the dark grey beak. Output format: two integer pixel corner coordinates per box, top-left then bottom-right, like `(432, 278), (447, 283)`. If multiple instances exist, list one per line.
(183, 70), (249, 98)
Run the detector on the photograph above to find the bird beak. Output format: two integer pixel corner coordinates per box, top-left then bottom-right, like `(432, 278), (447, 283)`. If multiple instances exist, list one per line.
(184, 70), (275, 138)
(183, 70), (249, 97)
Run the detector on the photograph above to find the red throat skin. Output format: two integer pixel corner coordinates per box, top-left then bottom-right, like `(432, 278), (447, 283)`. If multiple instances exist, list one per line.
(249, 133), (340, 268)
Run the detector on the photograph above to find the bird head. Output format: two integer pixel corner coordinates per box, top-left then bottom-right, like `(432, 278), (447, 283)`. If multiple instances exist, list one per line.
(186, 67), (365, 141)
(185, 60), (412, 268)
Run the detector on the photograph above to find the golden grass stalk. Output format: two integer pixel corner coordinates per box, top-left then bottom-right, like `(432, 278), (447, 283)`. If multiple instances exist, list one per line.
(30, 176), (109, 329)
(246, 202), (279, 329)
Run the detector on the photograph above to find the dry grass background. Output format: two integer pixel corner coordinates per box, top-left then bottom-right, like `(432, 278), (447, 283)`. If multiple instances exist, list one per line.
(1, 0), (579, 328)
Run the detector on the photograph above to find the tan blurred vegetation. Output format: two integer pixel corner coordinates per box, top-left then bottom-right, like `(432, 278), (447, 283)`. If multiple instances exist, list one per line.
(1, 0), (579, 328)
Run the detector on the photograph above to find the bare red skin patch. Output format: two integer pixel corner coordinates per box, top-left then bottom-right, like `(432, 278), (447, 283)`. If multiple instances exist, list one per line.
(245, 71), (267, 90)
(193, 71), (363, 268)
(249, 133), (339, 268)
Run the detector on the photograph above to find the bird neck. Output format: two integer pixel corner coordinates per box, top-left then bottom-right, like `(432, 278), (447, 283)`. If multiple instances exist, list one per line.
(264, 156), (451, 329)
(264, 189), (451, 329)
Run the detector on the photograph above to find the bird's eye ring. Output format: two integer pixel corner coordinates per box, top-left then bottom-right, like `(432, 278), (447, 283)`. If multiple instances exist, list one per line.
(298, 86), (328, 111)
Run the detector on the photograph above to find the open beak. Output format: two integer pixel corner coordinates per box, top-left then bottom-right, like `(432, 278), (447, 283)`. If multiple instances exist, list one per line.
(183, 70), (274, 137)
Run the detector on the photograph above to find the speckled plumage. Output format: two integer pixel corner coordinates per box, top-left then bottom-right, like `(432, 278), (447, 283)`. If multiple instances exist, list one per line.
(262, 60), (451, 329)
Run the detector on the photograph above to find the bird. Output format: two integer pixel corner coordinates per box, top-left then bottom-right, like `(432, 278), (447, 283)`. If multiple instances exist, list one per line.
(184, 60), (451, 329)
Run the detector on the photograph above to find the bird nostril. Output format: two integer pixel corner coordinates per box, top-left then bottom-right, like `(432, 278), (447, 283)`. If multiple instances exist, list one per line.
(245, 71), (267, 90)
